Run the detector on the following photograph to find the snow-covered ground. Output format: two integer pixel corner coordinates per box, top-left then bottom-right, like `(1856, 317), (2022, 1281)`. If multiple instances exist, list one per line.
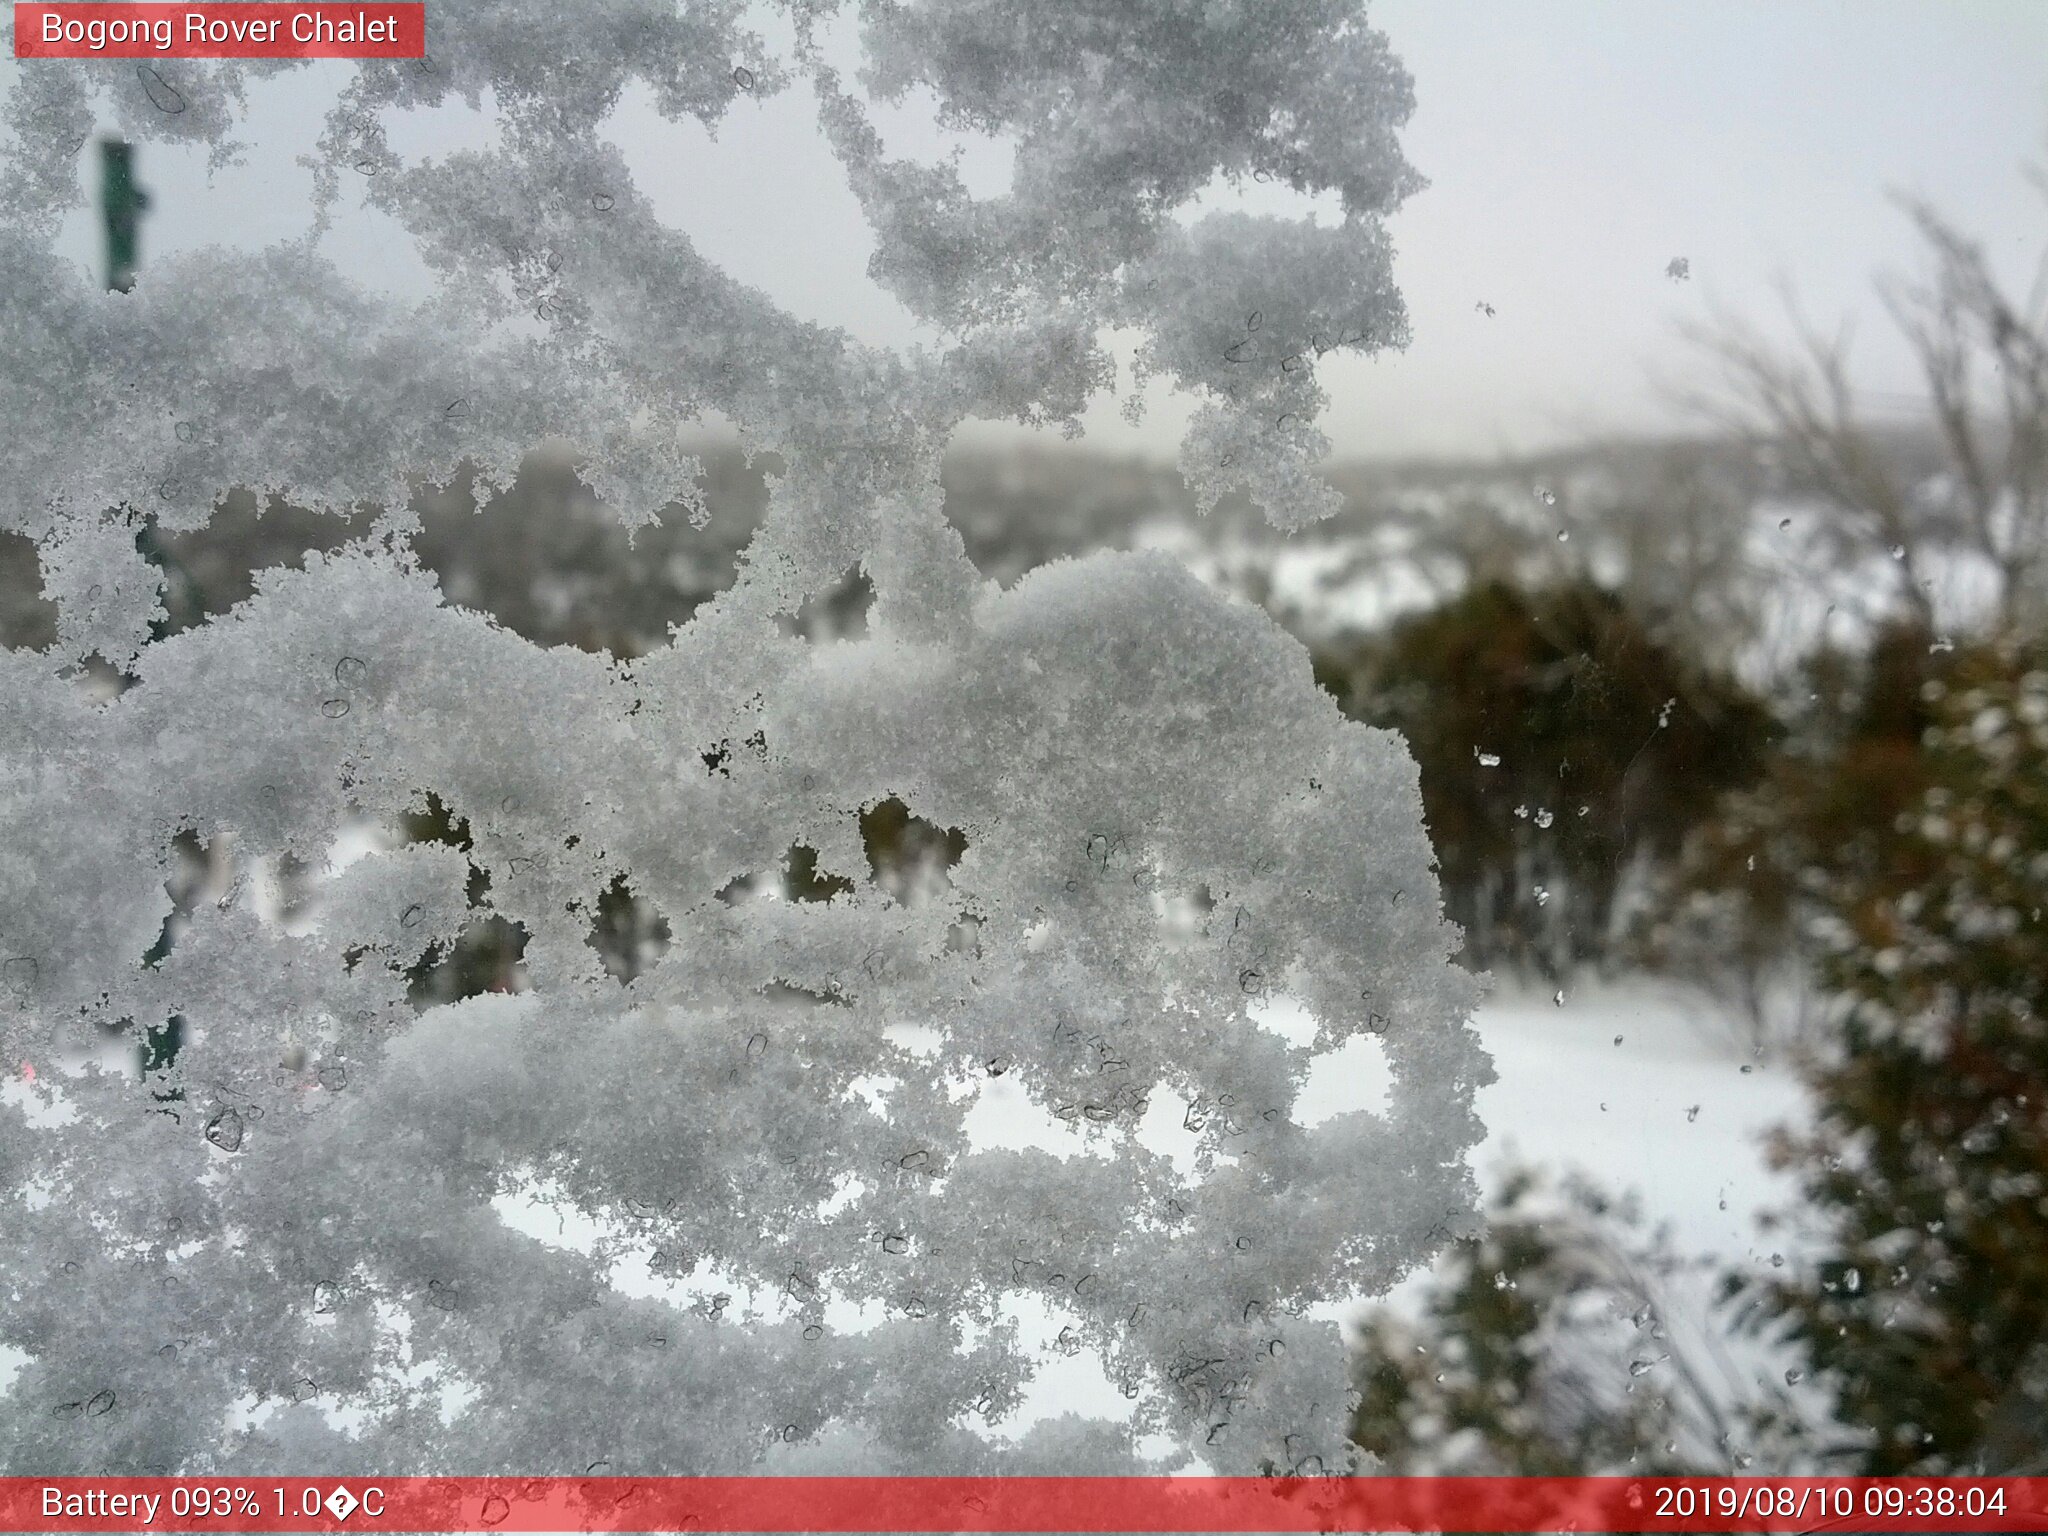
(1467, 976), (1808, 1265)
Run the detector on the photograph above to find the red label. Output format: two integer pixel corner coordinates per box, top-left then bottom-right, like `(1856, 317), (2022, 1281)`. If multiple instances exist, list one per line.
(1, 1477), (2045, 1533)
(13, 4), (424, 58)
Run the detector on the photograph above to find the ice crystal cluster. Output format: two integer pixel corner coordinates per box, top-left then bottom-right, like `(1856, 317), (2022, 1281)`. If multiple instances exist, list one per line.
(0, 0), (1486, 1477)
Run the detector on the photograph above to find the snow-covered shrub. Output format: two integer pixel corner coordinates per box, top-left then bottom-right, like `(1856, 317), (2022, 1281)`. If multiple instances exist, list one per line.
(0, 0), (1485, 1475)
(1736, 642), (2048, 1472)
(1350, 1168), (1797, 1476)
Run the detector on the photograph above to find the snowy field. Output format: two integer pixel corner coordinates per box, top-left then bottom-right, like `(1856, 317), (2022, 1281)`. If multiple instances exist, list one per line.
(1466, 977), (1808, 1265)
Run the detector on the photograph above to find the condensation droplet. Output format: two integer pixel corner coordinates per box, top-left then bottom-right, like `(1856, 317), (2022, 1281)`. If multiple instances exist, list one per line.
(320, 697), (350, 719)
(204, 1109), (244, 1153)
(334, 656), (368, 687)
(591, 191), (616, 212)
(732, 65), (755, 89)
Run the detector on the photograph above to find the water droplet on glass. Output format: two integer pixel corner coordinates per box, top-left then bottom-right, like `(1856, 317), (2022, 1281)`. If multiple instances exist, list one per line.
(1779, 517), (1793, 532)
(1890, 544), (1906, 560)
(204, 1109), (244, 1152)
(320, 697), (350, 719)
(1784, 1368), (1805, 1385)
(1613, 1034), (1624, 1046)
(1628, 1357), (1662, 1377)
(313, 1282), (338, 1314)
(137, 64), (186, 113)
(881, 1233), (908, 1255)
(334, 656), (368, 687)
(1476, 750), (1501, 768)
(480, 1494), (510, 1527)
(1685, 1105), (1699, 1123)
(591, 191), (615, 213)
(400, 904), (425, 929)
(1534, 809), (1554, 828)
(317, 1063), (346, 1091)
(52, 1400), (83, 1420)
(85, 1389), (116, 1416)
(1552, 989), (1564, 1007)
(1770, 1252), (1785, 1268)
(1556, 528), (1569, 543)
(732, 65), (755, 89)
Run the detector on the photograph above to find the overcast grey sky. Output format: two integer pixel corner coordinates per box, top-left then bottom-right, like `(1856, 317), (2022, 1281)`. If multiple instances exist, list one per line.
(28, 0), (2048, 462)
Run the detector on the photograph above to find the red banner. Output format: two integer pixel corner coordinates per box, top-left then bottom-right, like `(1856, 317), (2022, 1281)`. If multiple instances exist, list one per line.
(13, 4), (424, 59)
(3, 1477), (2047, 1533)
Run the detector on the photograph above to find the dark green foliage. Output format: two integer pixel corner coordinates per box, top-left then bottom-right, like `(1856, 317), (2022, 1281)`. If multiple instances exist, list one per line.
(1315, 581), (1776, 973)
(1388, 633), (2048, 1476)
(1732, 638), (2048, 1472)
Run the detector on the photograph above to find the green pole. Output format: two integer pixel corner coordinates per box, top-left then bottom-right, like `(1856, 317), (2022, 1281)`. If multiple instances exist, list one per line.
(98, 138), (149, 294)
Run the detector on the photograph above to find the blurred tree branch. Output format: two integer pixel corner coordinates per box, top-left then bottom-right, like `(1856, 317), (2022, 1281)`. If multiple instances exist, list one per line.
(1689, 169), (2048, 636)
